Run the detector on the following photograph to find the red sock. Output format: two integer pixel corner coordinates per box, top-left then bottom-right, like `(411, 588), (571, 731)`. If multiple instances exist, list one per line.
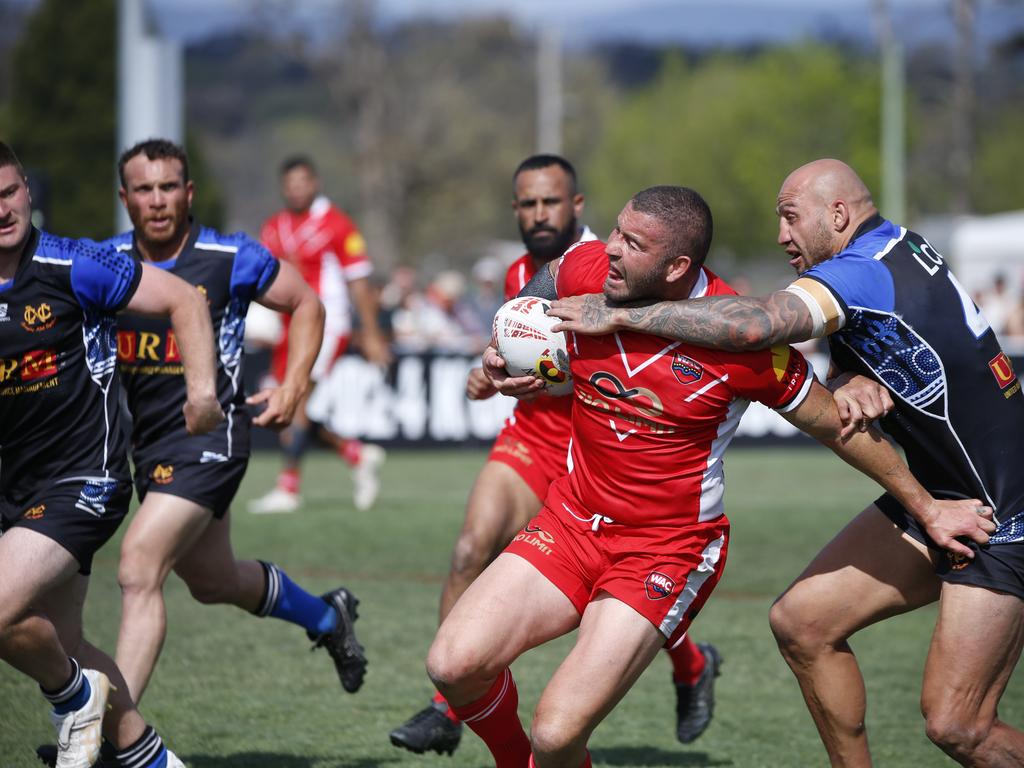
(338, 439), (362, 466)
(278, 468), (300, 494)
(529, 751), (591, 767)
(449, 668), (531, 768)
(668, 634), (705, 685)
(432, 689), (461, 724)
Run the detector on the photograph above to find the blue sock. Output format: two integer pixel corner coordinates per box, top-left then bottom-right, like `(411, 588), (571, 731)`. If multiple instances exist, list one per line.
(42, 657), (91, 714)
(255, 561), (339, 635)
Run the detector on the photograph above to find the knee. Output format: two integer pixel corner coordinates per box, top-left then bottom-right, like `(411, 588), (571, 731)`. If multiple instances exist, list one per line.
(769, 592), (842, 662)
(449, 530), (495, 581)
(530, 710), (586, 764)
(117, 548), (165, 597)
(425, 628), (493, 695)
(923, 701), (991, 760)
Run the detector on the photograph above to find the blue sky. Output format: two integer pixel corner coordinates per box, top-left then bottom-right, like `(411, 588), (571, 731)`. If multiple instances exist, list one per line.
(143, 0), (1023, 49)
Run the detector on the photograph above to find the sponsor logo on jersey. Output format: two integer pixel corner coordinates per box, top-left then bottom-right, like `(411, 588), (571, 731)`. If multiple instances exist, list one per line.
(0, 303), (9, 322)
(118, 330), (182, 364)
(0, 349), (58, 384)
(23, 503), (45, 520)
(200, 451), (229, 463)
(989, 352), (1018, 393)
(21, 303), (55, 332)
(644, 571), (675, 600)
(514, 525), (555, 554)
(671, 353), (703, 385)
(21, 349), (58, 381)
(590, 371), (664, 418)
(151, 464), (174, 485)
(947, 551), (971, 571)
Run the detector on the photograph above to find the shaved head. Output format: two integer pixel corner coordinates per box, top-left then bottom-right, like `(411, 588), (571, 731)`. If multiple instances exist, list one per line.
(775, 159), (878, 273)
(781, 159), (874, 214)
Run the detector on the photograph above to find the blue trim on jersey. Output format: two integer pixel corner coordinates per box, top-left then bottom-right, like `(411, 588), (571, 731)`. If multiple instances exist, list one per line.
(149, 258), (177, 271)
(0, 278), (11, 293)
(803, 219), (900, 314)
(67, 237), (141, 312)
(224, 233), (279, 301)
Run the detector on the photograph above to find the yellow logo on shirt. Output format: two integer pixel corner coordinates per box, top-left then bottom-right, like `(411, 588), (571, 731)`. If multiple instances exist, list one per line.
(771, 346), (792, 382)
(344, 232), (366, 257)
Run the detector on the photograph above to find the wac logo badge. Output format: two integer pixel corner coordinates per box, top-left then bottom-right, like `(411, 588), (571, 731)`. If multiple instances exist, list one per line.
(151, 464), (174, 485)
(22, 303), (56, 332)
(671, 353), (703, 385)
(644, 571), (675, 600)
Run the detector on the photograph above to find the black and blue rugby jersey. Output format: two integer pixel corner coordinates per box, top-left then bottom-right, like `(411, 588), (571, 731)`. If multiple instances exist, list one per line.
(790, 215), (1024, 543)
(0, 229), (140, 500)
(105, 221), (279, 466)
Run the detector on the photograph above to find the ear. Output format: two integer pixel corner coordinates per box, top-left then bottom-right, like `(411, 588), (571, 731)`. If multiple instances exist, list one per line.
(832, 199), (850, 232)
(118, 187), (128, 207)
(186, 179), (195, 209)
(572, 192), (585, 217)
(665, 253), (693, 284)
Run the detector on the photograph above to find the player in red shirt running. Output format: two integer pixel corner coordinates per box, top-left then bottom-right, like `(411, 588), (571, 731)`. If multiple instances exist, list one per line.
(390, 158), (720, 756)
(249, 156), (392, 514)
(424, 186), (984, 768)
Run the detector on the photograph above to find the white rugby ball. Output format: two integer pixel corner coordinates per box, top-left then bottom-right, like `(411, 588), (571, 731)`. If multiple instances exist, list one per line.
(492, 296), (572, 395)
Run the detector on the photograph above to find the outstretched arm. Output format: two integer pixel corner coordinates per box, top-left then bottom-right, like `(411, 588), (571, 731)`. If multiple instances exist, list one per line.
(782, 381), (994, 558)
(549, 290), (817, 351)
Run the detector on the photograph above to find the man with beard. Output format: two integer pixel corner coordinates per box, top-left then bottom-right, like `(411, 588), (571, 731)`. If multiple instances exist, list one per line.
(0, 140), (223, 768)
(248, 155), (391, 514)
(30, 142), (370, 768)
(427, 185), (991, 768)
(548, 159), (1016, 767)
(390, 157), (721, 757)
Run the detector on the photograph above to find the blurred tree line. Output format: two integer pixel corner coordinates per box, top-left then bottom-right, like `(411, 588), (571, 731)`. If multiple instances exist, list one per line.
(1, 0), (1022, 268)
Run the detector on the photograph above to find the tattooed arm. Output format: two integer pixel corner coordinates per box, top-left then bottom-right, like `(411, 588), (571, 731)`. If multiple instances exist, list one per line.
(548, 290), (818, 351)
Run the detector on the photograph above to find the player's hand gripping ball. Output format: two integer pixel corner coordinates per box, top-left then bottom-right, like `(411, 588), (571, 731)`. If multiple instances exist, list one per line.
(492, 296), (573, 396)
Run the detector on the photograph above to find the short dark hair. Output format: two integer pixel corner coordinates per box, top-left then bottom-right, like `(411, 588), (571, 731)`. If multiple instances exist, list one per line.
(513, 154), (578, 194)
(630, 186), (713, 268)
(280, 155), (317, 176)
(0, 141), (26, 176)
(118, 139), (189, 187)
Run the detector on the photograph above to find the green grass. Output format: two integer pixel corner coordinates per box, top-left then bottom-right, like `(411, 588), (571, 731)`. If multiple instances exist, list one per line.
(2, 448), (1020, 767)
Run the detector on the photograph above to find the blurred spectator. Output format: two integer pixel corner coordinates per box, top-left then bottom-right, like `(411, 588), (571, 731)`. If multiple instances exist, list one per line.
(392, 270), (489, 354)
(978, 273), (1014, 336)
(467, 256), (505, 340)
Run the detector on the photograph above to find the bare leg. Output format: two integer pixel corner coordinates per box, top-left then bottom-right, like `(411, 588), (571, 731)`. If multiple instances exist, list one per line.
(921, 583), (1024, 766)
(440, 461), (541, 619)
(40, 573), (146, 749)
(769, 505), (940, 767)
(427, 552), (580, 706)
(116, 492), (213, 702)
(531, 593), (665, 768)
(0, 528), (79, 689)
(173, 509), (266, 612)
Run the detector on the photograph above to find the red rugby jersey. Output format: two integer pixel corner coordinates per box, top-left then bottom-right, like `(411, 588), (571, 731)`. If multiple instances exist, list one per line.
(549, 240), (813, 529)
(260, 196), (372, 337)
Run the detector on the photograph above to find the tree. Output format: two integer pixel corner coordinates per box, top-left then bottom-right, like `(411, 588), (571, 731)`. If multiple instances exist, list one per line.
(10, 0), (116, 238)
(586, 45), (882, 262)
(8, 0), (223, 238)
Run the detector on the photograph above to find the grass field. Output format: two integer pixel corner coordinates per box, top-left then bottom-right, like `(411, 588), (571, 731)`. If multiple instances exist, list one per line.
(2, 448), (1021, 767)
